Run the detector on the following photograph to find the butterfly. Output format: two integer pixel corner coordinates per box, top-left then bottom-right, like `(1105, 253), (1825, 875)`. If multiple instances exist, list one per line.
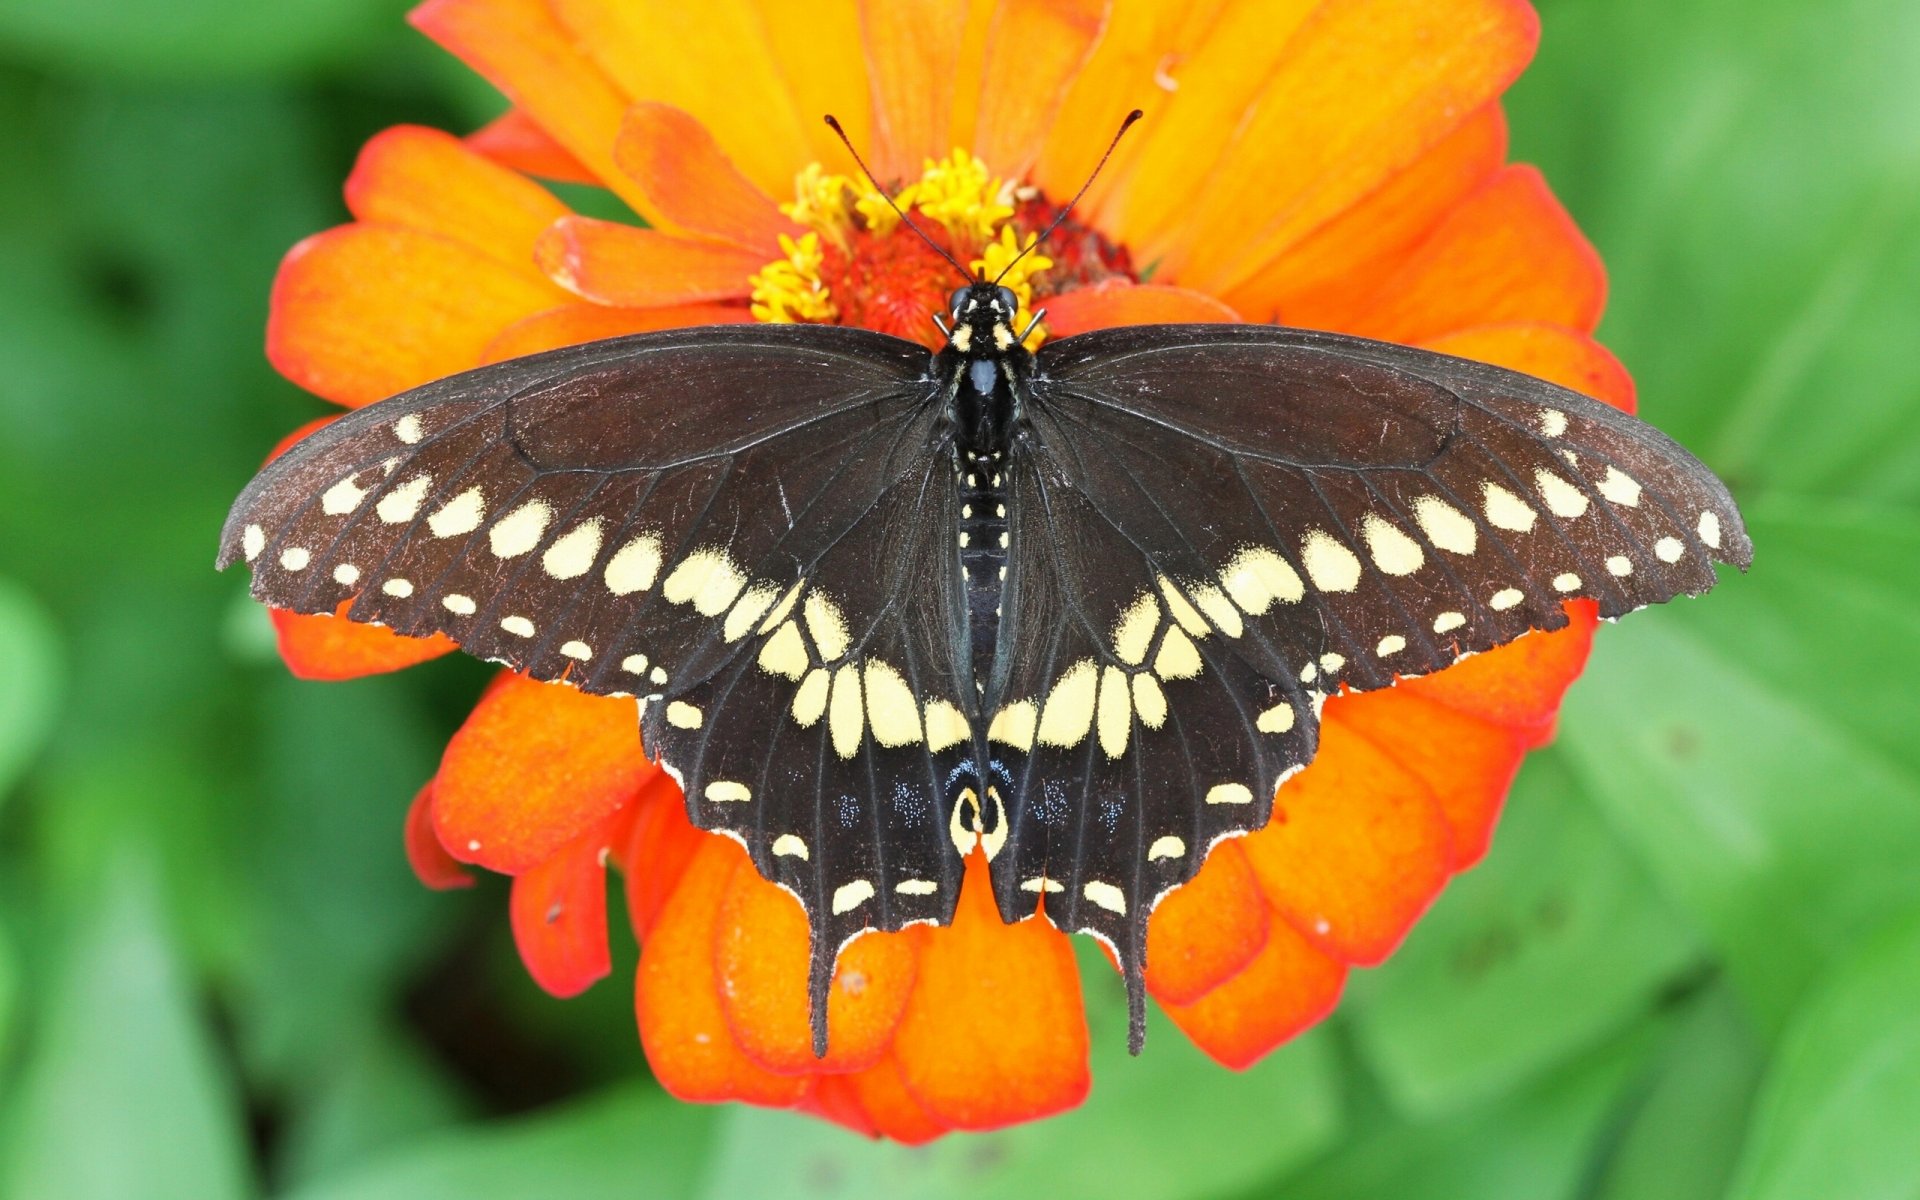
(220, 119), (1750, 1056)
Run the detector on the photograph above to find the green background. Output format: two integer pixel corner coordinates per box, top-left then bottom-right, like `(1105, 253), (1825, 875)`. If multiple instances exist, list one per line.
(2, 0), (1917, 1195)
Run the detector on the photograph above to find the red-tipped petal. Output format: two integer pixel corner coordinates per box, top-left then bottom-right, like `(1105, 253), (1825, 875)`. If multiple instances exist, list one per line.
(1421, 321), (1637, 414)
(713, 868), (920, 1075)
(479, 302), (750, 363)
(534, 217), (763, 307)
(345, 124), (569, 278)
(1041, 280), (1241, 339)
(1239, 717), (1452, 965)
(844, 1053), (950, 1144)
(890, 855), (1089, 1130)
(405, 781), (475, 890)
(1335, 165), (1607, 343)
(510, 825), (613, 997)
(432, 672), (647, 875)
(1145, 840), (1270, 1006)
(1160, 914), (1347, 1070)
(268, 225), (566, 408)
(466, 108), (598, 185)
(619, 777), (706, 941)
(612, 102), (791, 253)
(635, 837), (808, 1106)
(270, 603), (457, 680)
(1400, 603), (1598, 738)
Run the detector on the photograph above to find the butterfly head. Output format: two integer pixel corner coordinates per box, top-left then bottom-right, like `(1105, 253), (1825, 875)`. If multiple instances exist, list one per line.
(945, 281), (1025, 356)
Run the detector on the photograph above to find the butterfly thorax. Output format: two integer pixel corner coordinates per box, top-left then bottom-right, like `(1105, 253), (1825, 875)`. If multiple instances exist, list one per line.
(939, 282), (1029, 692)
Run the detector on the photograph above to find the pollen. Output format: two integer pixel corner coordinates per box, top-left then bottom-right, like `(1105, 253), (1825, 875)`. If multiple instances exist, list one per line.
(751, 149), (1112, 348)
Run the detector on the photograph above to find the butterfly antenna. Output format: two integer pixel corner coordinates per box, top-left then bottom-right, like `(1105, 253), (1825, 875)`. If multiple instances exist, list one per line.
(823, 114), (975, 284)
(993, 108), (1143, 285)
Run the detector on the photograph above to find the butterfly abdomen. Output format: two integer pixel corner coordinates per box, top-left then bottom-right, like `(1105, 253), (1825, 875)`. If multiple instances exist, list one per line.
(957, 449), (1010, 691)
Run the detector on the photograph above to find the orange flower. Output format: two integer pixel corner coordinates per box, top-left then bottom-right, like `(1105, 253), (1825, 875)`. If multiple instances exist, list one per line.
(259, 0), (1635, 1139)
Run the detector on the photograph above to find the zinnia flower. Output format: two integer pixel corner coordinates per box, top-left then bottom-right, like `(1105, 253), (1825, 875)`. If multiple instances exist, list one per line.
(259, 0), (1630, 1140)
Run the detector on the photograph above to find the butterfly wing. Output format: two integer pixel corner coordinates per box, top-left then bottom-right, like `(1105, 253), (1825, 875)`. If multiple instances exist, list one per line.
(219, 326), (977, 1047)
(989, 323), (1751, 1045)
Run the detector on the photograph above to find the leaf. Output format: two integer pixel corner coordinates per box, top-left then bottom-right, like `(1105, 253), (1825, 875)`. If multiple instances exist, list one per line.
(0, 576), (61, 810)
(0, 0), (409, 78)
(1348, 750), (1698, 1113)
(0, 856), (254, 1200)
(699, 982), (1339, 1200)
(1270, 1024), (1658, 1200)
(1511, 0), (1920, 505)
(1587, 985), (1766, 1200)
(1724, 908), (1920, 1200)
(280, 1086), (714, 1200)
(1559, 504), (1920, 1030)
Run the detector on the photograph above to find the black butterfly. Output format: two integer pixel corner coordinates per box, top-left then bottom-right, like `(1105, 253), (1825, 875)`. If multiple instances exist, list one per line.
(219, 271), (1750, 1051)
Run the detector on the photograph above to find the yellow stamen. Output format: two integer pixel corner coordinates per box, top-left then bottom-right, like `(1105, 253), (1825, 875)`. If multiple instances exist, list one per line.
(757, 150), (1052, 339)
(749, 233), (837, 324)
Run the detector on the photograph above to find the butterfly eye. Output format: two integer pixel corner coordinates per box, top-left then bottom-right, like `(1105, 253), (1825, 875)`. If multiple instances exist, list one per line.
(948, 287), (971, 317)
(995, 286), (1019, 314)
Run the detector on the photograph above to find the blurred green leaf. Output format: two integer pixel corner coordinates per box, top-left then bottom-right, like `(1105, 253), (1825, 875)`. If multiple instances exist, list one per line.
(280, 1086), (713, 1200)
(1560, 504), (1920, 1030)
(1588, 985), (1764, 1200)
(699, 996), (1338, 1200)
(1515, 0), (1920, 504)
(1267, 1024), (1657, 1200)
(274, 1026), (474, 1191)
(1724, 908), (1920, 1200)
(0, 856), (255, 1200)
(1349, 751), (1696, 1113)
(0, 576), (61, 808)
(0, 0), (411, 79)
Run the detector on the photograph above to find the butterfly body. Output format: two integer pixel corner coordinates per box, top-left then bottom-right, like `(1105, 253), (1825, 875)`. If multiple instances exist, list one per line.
(221, 289), (1749, 1054)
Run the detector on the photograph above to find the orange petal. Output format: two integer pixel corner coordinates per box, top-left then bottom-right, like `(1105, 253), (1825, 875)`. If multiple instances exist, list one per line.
(1042, 280), (1241, 339)
(510, 824), (613, 998)
(844, 1053), (950, 1144)
(1165, 0), (1540, 292)
(1223, 104), (1508, 322)
(480, 302), (750, 363)
(1033, 0), (1231, 211)
(409, 0), (653, 216)
(405, 782), (476, 890)
(270, 603), (457, 679)
(713, 868), (920, 1075)
(1145, 840), (1270, 1006)
(970, 0), (1107, 179)
(268, 224), (567, 407)
(264, 415), (339, 463)
(611, 103), (790, 253)
(1160, 913), (1346, 1069)
(345, 124), (570, 278)
(432, 671), (647, 875)
(1238, 716), (1452, 964)
(944, 0), (998, 154)
(797, 1075), (880, 1139)
(619, 775), (707, 941)
(1401, 601), (1597, 737)
(546, 0), (810, 201)
(1332, 165), (1607, 343)
(756, 3), (874, 172)
(1327, 688), (1529, 873)
(1421, 322), (1637, 414)
(1076, 0), (1320, 235)
(860, 0), (967, 182)
(635, 837), (808, 1106)
(466, 108), (598, 185)
(534, 217), (762, 307)
(890, 855), (1089, 1130)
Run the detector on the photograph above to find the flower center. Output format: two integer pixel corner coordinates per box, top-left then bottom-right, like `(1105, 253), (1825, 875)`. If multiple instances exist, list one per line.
(750, 151), (1135, 349)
